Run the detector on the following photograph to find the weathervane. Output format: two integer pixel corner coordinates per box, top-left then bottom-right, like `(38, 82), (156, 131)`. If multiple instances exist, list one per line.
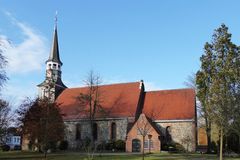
(55, 11), (58, 29)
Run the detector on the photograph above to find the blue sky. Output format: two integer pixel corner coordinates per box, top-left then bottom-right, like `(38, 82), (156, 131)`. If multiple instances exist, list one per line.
(0, 0), (240, 106)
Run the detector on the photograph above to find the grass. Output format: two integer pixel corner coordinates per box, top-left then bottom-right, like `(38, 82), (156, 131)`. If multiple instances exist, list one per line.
(0, 151), (239, 160)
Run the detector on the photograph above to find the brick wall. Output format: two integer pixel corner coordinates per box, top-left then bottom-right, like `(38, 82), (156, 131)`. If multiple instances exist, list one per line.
(126, 114), (161, 152)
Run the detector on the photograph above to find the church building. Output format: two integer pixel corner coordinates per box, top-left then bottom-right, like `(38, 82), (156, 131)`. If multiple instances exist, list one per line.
(35, 22), (197, 152)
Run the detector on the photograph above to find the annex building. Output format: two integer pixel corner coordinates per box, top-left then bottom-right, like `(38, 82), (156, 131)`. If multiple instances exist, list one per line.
(34, 22), (197, 152)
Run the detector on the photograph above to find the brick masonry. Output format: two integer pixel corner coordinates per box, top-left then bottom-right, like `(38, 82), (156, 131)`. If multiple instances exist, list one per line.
(126, 114), (161, 152)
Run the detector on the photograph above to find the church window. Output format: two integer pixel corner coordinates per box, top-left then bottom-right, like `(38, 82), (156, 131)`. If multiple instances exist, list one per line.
(144, 140), (148, 149)
(76, 124), (81, 140)
(150, 140), (153, 148)
(144, 140), (153, 149)
(111, 122), (116, 140)
(93, 123), (98, 140)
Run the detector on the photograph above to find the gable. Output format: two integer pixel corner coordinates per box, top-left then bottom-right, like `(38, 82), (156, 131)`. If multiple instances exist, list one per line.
(127, 113), (161, 136)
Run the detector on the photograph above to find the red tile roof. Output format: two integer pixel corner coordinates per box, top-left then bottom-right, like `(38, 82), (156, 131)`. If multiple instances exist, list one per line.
(143, 89), (195, 120)
(56, 82), (142, 120)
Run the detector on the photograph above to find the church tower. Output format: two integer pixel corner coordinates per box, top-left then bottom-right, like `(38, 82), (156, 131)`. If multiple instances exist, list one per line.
(37, 16), (67, 101)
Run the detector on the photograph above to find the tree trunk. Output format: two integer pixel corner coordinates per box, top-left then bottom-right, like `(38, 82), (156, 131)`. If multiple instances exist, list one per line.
(44, 151), (47, 159)
(239, 135), (240, 153)
(142, 136), (145, 160)
(206, 122), (212, 153)
(219, 128), (223, 160)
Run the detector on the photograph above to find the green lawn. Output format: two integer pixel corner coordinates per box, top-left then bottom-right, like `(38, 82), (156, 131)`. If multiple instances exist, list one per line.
(0, 151), (239, 160)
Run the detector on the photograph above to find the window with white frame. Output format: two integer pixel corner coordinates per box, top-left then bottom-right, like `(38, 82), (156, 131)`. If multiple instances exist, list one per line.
(144, 140), (153, 149)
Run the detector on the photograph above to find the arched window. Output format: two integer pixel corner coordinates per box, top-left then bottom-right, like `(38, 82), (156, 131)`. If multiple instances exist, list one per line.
(93, 123), (98, 141)
(76, 124), (81, 140)
(132, 139), (141, 152)
(111, 122), (116, 140)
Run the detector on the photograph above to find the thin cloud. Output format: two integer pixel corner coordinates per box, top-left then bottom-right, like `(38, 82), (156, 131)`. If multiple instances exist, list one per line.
(0, 11), (48, 74)
(144, 81), (161, 91)
(2, 82), (37, 108)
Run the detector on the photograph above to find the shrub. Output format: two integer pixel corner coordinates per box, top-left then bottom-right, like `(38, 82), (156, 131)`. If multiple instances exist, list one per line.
(211, 141), (217, 153)
(1, 144), (10, 151)
(97, 141), (106, 151)
(161, 144), (169, 151)
(115, 140), (125, 151)
(59, 140), (68, 150)
(174, 143), (185, 152)
(46, 141), (57, 152)
(14, 145), (21, 150)
(105, 141), (115, 151)
(82, 137), (91, 148)
(166, 142), (185, 153)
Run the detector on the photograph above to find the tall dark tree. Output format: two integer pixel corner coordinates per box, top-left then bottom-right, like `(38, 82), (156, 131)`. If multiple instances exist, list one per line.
(17, 98), (64, 157)
(196, 24), (239, 159)
(196, 41), (215, 153)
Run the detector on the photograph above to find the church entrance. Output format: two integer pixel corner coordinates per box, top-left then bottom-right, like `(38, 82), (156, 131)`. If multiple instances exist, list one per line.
(132, 139), (141, 152)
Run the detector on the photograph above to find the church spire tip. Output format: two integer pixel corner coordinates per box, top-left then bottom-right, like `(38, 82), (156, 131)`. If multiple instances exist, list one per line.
(54, 11), (58, 30)
(46, 12), (62, 65)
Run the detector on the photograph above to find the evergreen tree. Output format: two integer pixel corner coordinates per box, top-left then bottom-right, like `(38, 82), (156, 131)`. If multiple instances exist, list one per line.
(196, 24), (239, 159)
(196, 41), (215, 153)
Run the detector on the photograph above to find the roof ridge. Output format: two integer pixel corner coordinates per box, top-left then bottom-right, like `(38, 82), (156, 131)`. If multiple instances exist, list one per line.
(66, 81), (140, 90)
(146, 88), (195, 93)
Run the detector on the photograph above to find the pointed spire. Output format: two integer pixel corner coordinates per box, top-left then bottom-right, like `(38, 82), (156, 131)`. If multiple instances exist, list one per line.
(46, 11), (62, 65)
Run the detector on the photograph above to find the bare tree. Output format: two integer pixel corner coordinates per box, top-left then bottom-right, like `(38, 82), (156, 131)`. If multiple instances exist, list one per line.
(0, 39), (9, 144)
(0, 37), (8, 90)
(136, 114), (152, 160)
(184, 73), (196, 90)
(76, 70), (102, 160)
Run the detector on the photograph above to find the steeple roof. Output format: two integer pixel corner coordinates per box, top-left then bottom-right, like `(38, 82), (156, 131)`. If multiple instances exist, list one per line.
(46, 25), (63, 65)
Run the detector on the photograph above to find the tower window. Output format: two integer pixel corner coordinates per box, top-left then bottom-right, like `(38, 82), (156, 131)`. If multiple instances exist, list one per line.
(53, 64), (57, 69)
(48, 64), (51, 69)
